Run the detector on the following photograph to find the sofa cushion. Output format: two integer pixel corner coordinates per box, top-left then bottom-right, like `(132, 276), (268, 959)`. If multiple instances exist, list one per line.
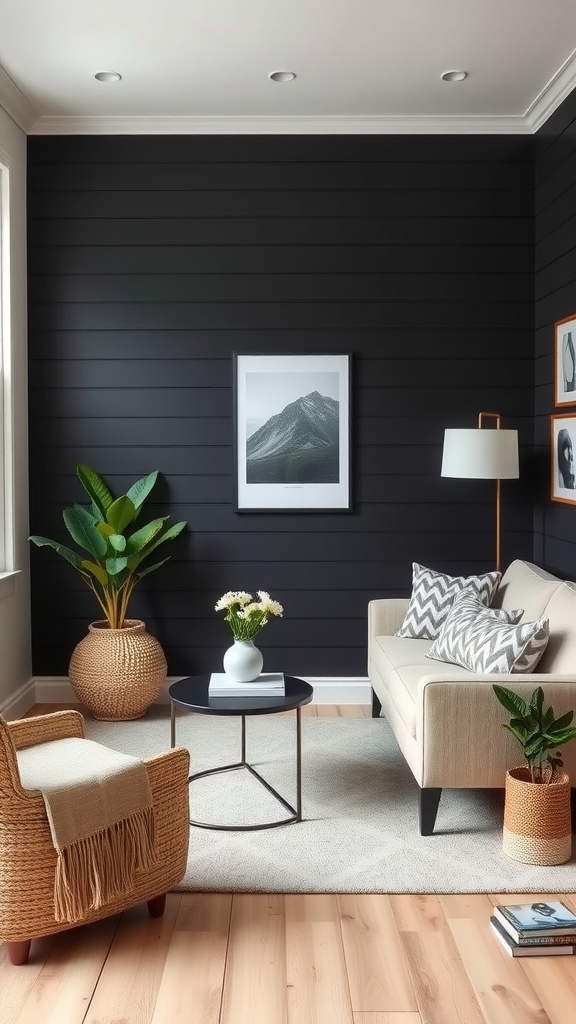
(536, 582), (576, 673)
(427, 592), (549, 675)
(371, 634), (471, 738)
(395, 562), (501, 641)
(492, 559), (563, 621)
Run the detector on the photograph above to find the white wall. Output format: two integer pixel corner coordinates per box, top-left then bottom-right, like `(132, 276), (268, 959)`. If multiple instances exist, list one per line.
(0, 105), (32, 715)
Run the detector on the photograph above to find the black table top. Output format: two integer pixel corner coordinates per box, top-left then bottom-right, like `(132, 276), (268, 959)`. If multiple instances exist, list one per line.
(168, 674), (313, 716)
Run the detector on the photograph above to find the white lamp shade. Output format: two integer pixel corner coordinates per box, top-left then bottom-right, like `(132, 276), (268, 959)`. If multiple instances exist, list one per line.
(441, 428), (519, 480)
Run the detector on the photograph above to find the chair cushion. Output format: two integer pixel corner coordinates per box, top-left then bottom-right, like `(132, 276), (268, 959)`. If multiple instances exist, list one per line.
(427, 592), (549, 674)
(395, 562), (501, 641)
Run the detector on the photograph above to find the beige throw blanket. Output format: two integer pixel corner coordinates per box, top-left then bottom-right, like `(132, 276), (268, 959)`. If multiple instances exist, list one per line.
(16, 736), (156, 923)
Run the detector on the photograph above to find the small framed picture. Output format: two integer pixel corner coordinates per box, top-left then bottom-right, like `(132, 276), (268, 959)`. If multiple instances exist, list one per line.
(234, 353), (352, 512)
(551, 413), (576, 504)
(554, 314), (576, 406)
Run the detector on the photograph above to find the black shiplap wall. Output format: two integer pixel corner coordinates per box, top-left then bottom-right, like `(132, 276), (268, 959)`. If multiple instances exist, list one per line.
(535, 93), (576, 576)
(27, 134), (534, 677)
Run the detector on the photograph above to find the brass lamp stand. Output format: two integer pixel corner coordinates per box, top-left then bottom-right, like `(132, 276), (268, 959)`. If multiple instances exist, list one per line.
(441, 412), (519, 573)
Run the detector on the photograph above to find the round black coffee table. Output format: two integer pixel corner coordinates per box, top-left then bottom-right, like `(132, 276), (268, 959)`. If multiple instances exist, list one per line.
(168, 674), (313, 831)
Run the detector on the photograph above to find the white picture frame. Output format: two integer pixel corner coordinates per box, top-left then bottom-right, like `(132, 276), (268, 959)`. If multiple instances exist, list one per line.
(234, 353), (351, 512)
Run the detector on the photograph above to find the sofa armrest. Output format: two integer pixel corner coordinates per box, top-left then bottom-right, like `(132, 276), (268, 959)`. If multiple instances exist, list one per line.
(416, 672), (576, 788)
(368, 599), (410, 639)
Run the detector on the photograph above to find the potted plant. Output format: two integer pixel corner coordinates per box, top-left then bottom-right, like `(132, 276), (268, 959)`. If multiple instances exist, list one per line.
(30, 464), (187, 720)
(493, 684), (576, 865)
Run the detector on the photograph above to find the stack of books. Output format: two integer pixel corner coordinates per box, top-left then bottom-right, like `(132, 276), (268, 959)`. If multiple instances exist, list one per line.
(208, 672), (285, 697)
(489, 899), (576, 957)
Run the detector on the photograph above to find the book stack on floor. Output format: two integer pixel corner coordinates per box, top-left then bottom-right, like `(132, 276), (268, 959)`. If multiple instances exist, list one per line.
(208, 672), (285, 697)
(489, 899), (576, 957)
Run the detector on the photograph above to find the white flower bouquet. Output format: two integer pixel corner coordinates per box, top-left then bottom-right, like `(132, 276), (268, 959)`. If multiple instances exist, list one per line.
(215, 590), (283, 641)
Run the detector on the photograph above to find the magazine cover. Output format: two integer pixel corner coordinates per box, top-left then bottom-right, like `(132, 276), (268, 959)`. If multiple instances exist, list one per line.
(495, 900), (576, 936)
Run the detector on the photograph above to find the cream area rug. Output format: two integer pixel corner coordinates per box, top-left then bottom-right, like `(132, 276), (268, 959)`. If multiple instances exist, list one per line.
(85, 708), (576, 894)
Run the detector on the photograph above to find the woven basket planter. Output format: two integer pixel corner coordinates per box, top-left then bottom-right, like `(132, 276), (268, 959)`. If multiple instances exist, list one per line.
(68, 619), (167, 721)
(503, 765), (572, 866)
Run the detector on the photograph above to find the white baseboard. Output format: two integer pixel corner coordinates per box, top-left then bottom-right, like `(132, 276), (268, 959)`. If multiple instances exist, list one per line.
(0, 678), (36, 719)
(33, 675), (372, 707)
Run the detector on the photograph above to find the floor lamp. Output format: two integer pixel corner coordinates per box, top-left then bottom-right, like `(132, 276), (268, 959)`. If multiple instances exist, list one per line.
(441, 412), (519, 573)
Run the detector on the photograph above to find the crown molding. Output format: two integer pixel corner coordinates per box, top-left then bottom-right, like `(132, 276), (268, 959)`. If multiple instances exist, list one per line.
(5, 49), (576, 137)
(524, 46), (576, 132)
(0, 65), (38, 133)
(28, 112), (533, 135)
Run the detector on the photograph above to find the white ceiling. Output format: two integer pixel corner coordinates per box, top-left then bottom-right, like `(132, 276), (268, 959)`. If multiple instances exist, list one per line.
(1, 0), (576, 134)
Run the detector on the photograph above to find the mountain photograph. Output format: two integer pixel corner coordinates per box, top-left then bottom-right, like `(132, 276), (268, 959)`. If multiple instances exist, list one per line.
(246, 390), (340, 484)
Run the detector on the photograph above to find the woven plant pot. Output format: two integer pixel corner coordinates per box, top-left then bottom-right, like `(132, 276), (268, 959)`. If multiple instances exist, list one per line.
(68, 619), (167, 721)
(503, 765), (572, 866)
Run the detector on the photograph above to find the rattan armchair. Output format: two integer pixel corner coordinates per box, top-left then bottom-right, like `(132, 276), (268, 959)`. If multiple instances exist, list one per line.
(0, 709), (190, 965)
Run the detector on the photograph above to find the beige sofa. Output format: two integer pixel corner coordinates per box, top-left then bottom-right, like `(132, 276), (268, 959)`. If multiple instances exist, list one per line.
(368, 559), (576, 834)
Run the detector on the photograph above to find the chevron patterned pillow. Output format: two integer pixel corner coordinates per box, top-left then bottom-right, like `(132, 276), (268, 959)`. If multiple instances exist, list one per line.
(395, 563), (502, 641)
(427, 592), (549, 674)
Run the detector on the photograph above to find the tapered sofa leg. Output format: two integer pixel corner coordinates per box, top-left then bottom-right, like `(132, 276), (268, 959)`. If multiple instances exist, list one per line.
(419, 787), (442, 836)
(147, 894), (167, 918)
(371, 689), (382, 719)
(6, 940), (32, 965)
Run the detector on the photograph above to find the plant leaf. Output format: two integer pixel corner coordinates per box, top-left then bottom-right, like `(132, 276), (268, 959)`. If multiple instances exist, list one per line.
(63, 506), (108, 558)
(106, 556), (128, 576)
(552, 710), (575, 731)
(76, 464), (114, 516)
(124, 518), (168, 556)
(109, 533), (126, 553)
(80, 559), (109, 587)
(126, 471), (158, 510)
(136, 556), (171, 578)
(493, 685), (528, 718)
(106, 495), (136, 534)
(29, 535), (87, 571)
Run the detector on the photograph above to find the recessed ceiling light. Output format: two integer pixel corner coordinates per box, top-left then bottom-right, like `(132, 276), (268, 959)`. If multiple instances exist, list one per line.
(94, 71), (122, 83)
(441, 70), (468, 83)
(269, 71), (296, 83)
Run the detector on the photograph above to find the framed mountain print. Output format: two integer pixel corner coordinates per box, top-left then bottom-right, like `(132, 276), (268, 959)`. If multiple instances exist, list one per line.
(234, 353), (351, 512)
(555, 313), (576, 406)
(551, 413), (576, 505)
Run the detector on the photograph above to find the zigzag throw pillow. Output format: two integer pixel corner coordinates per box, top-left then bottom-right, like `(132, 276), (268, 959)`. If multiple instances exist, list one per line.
(427, 592), (549, 674)
(395, 562), (502, 641)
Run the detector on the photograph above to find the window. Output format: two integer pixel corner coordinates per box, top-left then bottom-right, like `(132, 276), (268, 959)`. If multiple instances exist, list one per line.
(0, 153), (13, 575)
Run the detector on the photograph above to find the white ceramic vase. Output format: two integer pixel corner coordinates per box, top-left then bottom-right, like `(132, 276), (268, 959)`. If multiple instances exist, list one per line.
(223, 639), (264, 682)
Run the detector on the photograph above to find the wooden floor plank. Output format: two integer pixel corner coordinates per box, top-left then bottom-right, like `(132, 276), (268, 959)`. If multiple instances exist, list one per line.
(14, 919), (119, 1024)
(353, 1014), (422, 1023)
(447, 916), (553, 1024)
(285, 894), (354, 1024)
(390, 893), (448, 933)
(220, 894), (287, 1024)
(339, 705), (368, 719)
(150, 894), (232, 1024)
(517, 958), (576, 1024)
(337, 894), (418, 1012)
(316, 704), (340, 717)
(83, 895), (182, 1024)
(0, 936), (58, 1024)
(400, 930), (486, 1024)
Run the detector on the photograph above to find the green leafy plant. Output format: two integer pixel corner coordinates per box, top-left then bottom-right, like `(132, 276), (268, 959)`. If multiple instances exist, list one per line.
(493, 684), (576, 783)
(29, 464), (187, 629)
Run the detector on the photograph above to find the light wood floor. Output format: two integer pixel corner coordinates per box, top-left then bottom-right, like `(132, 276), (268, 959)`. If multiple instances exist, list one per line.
(3, 703), (576, 1024)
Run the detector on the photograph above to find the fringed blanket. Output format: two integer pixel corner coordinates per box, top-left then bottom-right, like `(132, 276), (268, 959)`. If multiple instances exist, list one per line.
(16, 736), (156, 923)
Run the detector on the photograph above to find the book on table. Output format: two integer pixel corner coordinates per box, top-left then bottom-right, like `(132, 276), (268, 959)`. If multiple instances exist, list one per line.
(489, 916), (576, 957)
(208, 672), (285, 697)
(492, 899), (576, 942)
